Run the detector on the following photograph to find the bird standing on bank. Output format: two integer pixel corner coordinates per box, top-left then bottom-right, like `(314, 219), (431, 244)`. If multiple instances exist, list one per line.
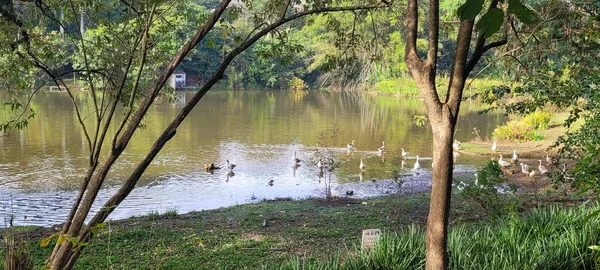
(498, 155), (511, 167)
(538, 160), (548, 175)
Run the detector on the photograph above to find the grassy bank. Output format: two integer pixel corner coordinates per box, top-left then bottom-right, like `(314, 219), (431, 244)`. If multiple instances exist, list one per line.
(1, 191), (592, 269)
(372, 77), (505, 98)
(283, 204), (599, 269)
(461, 112), (573, 158)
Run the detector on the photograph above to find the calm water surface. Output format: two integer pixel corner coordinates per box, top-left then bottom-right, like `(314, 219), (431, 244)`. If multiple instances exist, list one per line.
(0, 91), (502, 227)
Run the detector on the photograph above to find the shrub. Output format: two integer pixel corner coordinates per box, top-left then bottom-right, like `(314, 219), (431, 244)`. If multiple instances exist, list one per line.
(493, 110), (553, 141)
(288, 77), (307, 91)
(280, 204), (600, 269)
(523, 110), (553, 129)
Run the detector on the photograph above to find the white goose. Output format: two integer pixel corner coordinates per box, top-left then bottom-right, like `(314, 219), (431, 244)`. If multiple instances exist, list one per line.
(413, 155), (421, 170)
(491, 140), (497, 151)
(378, 141), (385, 154)
(512, 150), (518, 163)
(359, 158), (366, 171)
(498, 155), (511, 168)
(538, 160), (548, 175)
(520, 163), (530, 175)
(529, 170), (538, 177)
(347, 140), (356, 151)
(452, 140), (461, 151)
(401, 148), (410, 158)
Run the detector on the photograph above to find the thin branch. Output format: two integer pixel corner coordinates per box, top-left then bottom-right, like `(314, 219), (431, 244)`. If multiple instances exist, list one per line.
(83, 0), (387, 250)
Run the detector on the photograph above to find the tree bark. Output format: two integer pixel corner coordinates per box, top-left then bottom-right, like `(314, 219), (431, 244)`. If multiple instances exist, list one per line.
(425, 106), (456, 270)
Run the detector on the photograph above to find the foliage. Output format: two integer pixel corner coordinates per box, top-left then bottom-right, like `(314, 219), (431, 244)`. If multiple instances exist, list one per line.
(458, 161), (518, 217)
(283, 204), (600, 269)
(491, 0), (600, 197)
(492, 111), (553, 141)
(288, 76), (307, 91)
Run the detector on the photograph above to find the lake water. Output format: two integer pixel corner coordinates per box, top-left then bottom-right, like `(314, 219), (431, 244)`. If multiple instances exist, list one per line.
(0, 91), (502, 227)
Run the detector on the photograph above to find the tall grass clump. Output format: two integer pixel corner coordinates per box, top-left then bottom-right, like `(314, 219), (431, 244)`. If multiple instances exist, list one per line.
(279, 204), (599, 269)
(373, 78), (419, 97)
(493, 110), (553, 141)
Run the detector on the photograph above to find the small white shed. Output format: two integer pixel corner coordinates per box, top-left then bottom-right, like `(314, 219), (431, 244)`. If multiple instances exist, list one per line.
(168, 72), (186, 89)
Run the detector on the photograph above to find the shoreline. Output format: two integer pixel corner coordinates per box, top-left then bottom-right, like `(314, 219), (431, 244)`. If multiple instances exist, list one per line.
(1, 189), (587, 269)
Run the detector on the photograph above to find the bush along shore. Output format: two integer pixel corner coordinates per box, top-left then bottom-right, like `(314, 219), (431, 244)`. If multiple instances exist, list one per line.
(1, 190), (596, 269)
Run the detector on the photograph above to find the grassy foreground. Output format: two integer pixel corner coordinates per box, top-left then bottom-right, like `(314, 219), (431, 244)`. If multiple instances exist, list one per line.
(1, 192), (596, 269)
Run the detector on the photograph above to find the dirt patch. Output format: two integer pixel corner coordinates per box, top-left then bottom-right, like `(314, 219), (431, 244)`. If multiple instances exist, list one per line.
(241, 233), (265, 241)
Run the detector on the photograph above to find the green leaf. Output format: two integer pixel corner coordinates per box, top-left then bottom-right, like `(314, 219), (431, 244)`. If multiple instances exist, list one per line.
(40, 233), (57, 247)
(507, 0), (540, 24)
(476, 8), (504, 38)
(69, 237), (79, 245)
(589, 245), (600, 251)
(583, 209), (600, 223)
(457, 0), (485, 21)
(57, 234), (65, 245)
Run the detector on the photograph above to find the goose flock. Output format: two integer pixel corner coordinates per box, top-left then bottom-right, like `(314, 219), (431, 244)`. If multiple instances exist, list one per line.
(205, 139), (423, 187)
(491, 141), (566, 178)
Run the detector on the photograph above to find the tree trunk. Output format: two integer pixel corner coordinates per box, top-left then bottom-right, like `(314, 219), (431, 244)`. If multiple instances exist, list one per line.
(425, 108), (456, 270)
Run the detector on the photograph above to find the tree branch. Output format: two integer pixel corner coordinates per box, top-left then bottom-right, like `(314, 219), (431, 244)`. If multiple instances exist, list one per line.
(446, 20), (474, 112)
(79, 0), (387, 256)
(465, 0), (504, 76)
(405, 0), (423, 77)
(426, 0), (439, 68)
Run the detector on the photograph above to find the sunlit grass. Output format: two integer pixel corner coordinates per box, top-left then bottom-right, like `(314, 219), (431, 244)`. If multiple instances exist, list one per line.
(279, 204), (600, 269)
(373, 76), (505, 98)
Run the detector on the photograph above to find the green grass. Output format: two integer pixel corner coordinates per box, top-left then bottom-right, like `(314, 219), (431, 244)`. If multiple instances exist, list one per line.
(0, 192), (592, 269)
(373, 77), (505, 98)
(277, 204), (600, 269)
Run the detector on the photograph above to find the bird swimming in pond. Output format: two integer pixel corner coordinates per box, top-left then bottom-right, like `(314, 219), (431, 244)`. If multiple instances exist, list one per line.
(498, 154), (511, 167)
(345, 190), (354, 195)
(293, 151), (301, 164)
(520, 163), (530, 174)
(204, 163), (221, 171)
(268, 179), (274, 186)
(491, 140), (497, 151)
(512, 150), (518, 163)
(226, 159), (236, 171)
(359, 158), (366, 171)
(538, 160), (548, 175)
(317, 159), (323, 170)
(452, 140), (461, 151)
(401, 148), (410, 158)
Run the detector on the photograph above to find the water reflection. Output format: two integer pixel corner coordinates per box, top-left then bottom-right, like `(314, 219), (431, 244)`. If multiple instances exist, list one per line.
(0, 90), (502, 226)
